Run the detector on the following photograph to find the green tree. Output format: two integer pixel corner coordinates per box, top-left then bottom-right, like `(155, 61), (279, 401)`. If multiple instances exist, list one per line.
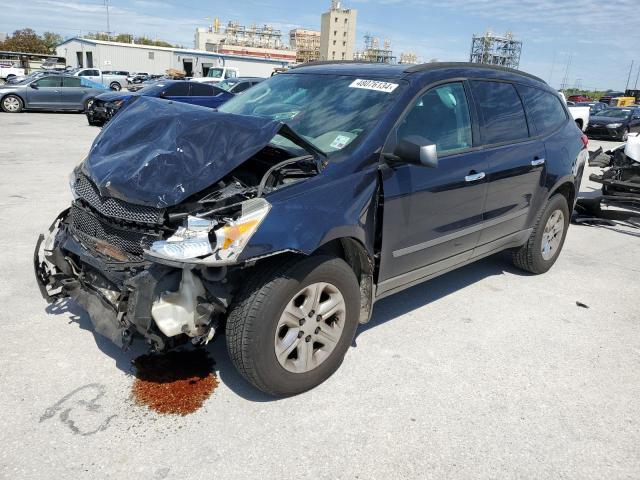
(114, 33), (134, 43)
(41, 32), (63, 53)
(0, 28), (49, 54)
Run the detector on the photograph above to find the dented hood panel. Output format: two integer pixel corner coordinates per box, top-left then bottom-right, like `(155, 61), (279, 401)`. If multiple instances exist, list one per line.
(83, 96), (283, 207)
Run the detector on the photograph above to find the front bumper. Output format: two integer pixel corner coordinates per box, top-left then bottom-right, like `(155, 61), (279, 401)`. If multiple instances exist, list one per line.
(86, 102), (121, 125)
(34, 210), (228, 351)
(585, 125), (625, 139)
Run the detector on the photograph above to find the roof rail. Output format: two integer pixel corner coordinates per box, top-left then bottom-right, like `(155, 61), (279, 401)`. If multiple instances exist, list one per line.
(403, 62), (546, 83)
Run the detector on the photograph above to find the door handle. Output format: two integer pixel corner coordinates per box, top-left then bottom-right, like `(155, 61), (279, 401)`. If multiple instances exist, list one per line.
(531, 158), (546, 166)
(464, 171), (485, 182)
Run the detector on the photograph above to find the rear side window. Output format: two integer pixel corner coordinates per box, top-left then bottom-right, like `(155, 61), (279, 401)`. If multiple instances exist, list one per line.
(518, 85), (568, 135)
(397, 82), (473, 156)
(62, 77), (81, 87)
(189, 82), (214, 96)
(470, 80), (529, 144)
(164, 82), (190, 96)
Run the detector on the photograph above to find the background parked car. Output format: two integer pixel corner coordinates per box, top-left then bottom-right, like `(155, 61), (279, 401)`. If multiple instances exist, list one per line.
(70, 68), (127, 91)
(573, 101), (608, 116)
(567, 94), (592, 102)
(0, 74), (107, 113)
(86, 80), (234, 126)
(0, 61), (25, 84)
(586, 106), (640, 140)
(598, 91), (625, 104)
(217, 76), (265, 94)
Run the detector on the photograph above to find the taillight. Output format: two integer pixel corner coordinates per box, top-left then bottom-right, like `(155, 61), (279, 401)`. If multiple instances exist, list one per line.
(581, 134), (589, 149)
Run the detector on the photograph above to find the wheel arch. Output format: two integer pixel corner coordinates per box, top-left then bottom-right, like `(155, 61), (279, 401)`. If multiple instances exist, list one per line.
(548, 179), (576, 210)
(1, 92), (25, 109)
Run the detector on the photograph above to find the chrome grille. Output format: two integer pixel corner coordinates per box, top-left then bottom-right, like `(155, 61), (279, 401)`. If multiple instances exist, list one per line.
(74, 173), (164, 225)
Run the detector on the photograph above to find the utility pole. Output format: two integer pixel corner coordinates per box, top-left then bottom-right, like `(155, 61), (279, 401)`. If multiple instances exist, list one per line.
(548, 50), (557, 86)
(104, 0), (111, 38)
(634, 64), (640, 90)
(560, 53), (572, 91)
(625, 60), (634, 91)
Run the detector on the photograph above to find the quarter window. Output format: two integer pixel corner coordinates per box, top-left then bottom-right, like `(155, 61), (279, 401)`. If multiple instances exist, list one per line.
(518, 85), (568, 135)
(470, 80), (529, 144)
(397, 82), (473, 155)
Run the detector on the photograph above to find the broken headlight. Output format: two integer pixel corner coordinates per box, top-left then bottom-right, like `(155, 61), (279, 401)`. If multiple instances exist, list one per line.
(149, 198), (271, 263)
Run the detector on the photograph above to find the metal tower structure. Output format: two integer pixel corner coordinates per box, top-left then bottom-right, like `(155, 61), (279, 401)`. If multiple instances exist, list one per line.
(469, 30), (522, 69)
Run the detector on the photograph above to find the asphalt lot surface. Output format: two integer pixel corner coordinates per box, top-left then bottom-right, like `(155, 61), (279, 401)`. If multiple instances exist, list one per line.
(1, 112), (639, 480)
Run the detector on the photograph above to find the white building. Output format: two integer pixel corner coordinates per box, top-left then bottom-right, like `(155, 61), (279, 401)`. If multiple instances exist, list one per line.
(56, 37), (293, 78)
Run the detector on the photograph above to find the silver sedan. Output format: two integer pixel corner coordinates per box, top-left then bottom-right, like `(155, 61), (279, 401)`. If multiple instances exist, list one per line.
(0, 74), (107, 113)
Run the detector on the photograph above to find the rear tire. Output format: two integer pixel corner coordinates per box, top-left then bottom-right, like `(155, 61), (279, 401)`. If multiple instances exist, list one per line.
(1, 94), (23, 113)
(512, 194), (570, 274)
(109, 82), (121, 91)
(226, 255), (360, 397)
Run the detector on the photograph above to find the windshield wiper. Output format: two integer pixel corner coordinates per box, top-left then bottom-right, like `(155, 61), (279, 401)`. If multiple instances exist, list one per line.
(278, 124), (328, 160)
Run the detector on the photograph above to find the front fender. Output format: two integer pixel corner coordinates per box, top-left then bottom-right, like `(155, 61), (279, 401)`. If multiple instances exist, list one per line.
(239, 167), (379, 262)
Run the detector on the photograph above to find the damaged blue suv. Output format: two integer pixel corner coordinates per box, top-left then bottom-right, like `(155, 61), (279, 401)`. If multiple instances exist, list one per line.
(35, 62), (588, 397)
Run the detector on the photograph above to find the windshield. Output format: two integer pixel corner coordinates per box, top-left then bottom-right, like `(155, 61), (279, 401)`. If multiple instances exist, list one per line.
(218, 73), (402, 154)
(598, 108), (632, 119)
(206, 68), (224, 78)
(218, 79), (239, 91)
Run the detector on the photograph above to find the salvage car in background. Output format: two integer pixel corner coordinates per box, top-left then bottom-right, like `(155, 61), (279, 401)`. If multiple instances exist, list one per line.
(86, 80), (234, 126)
(36, 62), (587, 397)
(586, 107), (640, 141)
(218, 76), (265, 94)
(0, 74), (107, 113)
(573, 101), (608, 116)
(0, 61), (25, 84)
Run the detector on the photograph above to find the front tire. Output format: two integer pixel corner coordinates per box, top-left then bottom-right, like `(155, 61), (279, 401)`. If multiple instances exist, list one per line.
(109, 82), (121, 91)
(226, 255), (360, 397)
(512, 194), (570, 274)
(1, 94), (23, 113)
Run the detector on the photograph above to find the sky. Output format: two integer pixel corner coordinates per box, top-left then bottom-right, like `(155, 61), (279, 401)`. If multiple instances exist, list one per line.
(1, 0), (639, 91)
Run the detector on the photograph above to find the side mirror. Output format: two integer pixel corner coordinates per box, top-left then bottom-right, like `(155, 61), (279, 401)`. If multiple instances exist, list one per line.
(30, 83), (38, 89)
(393, 135), (438, 168)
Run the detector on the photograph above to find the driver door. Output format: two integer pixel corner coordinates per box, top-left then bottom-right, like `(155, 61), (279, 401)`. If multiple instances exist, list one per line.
(26, 76), (62, 109)
(377, 81), (488, 293)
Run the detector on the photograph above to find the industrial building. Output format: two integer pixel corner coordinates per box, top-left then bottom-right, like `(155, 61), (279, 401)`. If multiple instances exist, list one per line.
(55, 37), (293, 78)
(469, 30), (522, 69)
(354, 34), (395, 64)
(290, 28), (321, 64)
(194, 19), (295, 62)
(399, 52), (418, 64)
(320, 1), (357, 61)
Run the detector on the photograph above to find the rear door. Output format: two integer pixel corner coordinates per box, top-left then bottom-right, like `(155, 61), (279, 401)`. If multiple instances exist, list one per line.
(378, 81), (488, 290)
(469, 80), (546, 247)
(60, 76), (85, 109)
(25, 76), (62, 109)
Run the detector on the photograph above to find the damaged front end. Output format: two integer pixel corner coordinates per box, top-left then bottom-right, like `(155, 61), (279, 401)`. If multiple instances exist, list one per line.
(35, 97), (322, 351)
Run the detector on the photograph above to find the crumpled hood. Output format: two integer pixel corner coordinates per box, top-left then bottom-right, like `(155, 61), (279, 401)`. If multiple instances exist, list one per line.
(82, 96), (284, 208)
(95, 90), (135, 102)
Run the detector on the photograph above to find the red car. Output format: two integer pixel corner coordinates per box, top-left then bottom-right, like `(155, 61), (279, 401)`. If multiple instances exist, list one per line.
(567, 94), (592, 102)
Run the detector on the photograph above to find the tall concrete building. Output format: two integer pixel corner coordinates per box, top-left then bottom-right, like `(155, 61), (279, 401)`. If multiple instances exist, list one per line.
(320, 1), (357, 61)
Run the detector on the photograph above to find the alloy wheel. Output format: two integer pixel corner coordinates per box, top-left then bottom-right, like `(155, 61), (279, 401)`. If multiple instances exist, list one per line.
(274, 282), (346, 374)
(3, 97), (20, 112)
(541, 209), (565, 261)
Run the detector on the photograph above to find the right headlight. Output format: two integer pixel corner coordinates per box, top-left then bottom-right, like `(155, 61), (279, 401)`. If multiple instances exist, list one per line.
(149, 198), (271, 264)
(607, 123), (623, 128)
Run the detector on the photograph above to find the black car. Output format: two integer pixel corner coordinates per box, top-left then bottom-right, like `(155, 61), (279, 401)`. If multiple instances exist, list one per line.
(586, 107), (640, 140)
(599, 91), (625, 104)
(35, 62), (587, 397)
(217, 76), (265, 94)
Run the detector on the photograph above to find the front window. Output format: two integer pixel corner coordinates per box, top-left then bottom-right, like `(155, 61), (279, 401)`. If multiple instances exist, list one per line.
(218, 73), (403, 154)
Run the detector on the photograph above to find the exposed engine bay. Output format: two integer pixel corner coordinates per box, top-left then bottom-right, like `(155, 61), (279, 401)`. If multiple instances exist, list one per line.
(35, 98), (323, 351)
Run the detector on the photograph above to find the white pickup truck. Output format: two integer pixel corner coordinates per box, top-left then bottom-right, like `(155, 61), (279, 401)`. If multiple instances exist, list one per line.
(190, 66), (239, 84)
(72, 68), (128, 91)
(0, 62), (25, 85)
(559, 92), (590, 132)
